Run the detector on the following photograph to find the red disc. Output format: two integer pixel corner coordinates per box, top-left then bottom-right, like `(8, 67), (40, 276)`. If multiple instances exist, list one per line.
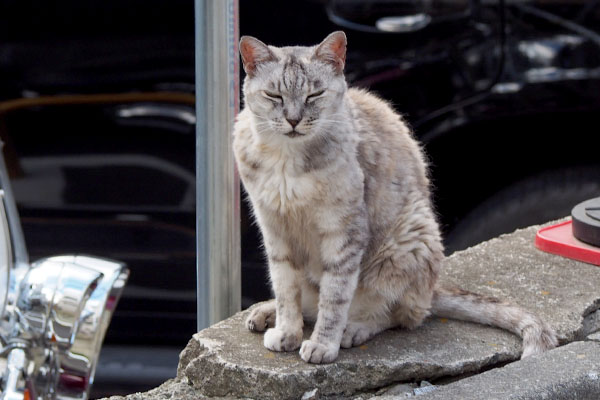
(536, 220), (600, 266)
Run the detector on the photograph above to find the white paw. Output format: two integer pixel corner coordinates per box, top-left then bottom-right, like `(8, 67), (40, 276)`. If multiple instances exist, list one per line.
(299, 340), (339, 364)
(246, 305), (276, 332)
(341, 322), (373, 348)
(264, 328), (302, 352)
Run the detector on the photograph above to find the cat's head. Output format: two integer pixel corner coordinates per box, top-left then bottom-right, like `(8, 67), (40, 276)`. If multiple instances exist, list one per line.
(240, 31), (348, 141)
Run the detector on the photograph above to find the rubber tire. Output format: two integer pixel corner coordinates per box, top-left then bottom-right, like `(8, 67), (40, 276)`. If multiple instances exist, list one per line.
(444, 166), (600, 255)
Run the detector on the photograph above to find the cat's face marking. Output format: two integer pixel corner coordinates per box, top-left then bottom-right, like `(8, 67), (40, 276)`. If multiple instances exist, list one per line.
(240, 32), (347, 141)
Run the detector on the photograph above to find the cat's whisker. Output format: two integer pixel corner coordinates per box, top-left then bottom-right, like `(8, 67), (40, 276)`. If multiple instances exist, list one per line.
(252, 115), (270, 121)
(318, 119), (344, 123)
(255, 125), (281, 135)
(318, 115), (345, 121)
(317, 120), (345, 126)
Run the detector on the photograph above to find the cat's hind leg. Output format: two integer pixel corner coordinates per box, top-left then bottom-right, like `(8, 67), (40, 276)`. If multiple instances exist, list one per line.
(340, 319), (392, 348)
(340, 298), (431, 348)
(340, 290), (393, 348)
(391, 299), (431, 330)
(340, 274), (435, 348)
(246, 300), (276, 332)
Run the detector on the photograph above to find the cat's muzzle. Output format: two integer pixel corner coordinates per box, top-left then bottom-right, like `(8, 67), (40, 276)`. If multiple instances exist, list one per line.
(284, 130), (305, 138)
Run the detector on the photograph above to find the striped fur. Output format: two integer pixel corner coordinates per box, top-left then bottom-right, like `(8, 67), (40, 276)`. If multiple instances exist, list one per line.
(234, 31), (557, 364)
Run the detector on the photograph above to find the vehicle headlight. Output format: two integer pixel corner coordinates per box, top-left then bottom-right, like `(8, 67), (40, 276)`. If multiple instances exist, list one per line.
(12, 255), (128, 398)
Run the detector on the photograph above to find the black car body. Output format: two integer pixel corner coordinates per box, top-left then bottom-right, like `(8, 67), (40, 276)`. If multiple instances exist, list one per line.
(1, 0), (599, 394)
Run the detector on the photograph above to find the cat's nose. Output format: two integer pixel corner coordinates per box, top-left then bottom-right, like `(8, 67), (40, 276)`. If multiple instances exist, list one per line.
(286, 118), (300, 128)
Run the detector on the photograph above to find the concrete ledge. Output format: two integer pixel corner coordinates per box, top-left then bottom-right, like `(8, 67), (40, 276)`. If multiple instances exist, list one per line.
(101, 379), (206, 400)
(102, 220), (600, 400)
(177, 310), (521, 399)
(440, 221), (600, 343)
(417, 341), (600, 400)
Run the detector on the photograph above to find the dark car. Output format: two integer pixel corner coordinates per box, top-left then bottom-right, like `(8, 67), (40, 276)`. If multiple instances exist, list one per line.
(1, 0), (599, 395)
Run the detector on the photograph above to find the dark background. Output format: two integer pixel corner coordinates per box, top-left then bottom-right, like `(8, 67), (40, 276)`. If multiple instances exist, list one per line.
(0, 0), (599, 397)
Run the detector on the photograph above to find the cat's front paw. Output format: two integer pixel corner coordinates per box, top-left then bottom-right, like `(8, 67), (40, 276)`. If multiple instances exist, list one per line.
(246, 302), (276, 332)
(264, 328), (302, 352)
(299, 340), (339, 364)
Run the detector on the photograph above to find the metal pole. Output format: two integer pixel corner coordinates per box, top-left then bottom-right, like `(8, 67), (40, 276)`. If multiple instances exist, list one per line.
(195, 0), (241, 330)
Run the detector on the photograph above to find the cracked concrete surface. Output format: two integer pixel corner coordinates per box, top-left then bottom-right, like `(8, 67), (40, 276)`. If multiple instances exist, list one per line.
(440, 223), (600, 343)
(416, 341), (600, 400)
(102, 220), (600, 400)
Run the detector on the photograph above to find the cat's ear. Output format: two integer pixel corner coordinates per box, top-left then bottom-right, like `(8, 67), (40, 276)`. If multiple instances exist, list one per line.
(314, 31), (347, 74)
(239, 36), (277, 77)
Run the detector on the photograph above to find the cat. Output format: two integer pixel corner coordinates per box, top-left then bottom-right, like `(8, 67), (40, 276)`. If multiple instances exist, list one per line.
(232, 31), (557, 364)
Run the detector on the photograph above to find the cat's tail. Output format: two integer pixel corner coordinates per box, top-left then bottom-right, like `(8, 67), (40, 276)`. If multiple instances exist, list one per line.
(431, 285), (558, 358)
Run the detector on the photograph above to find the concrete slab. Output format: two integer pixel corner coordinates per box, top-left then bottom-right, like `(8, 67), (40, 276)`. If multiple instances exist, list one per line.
(175, 223), (600, 399)
(440, 222), (600, 343)
(587, 332), (600, 342)
(101, 221), (600, 399)
(417, 341), (600, 400)
(100, 378), (208, 400)
(178, 310), (521, 400)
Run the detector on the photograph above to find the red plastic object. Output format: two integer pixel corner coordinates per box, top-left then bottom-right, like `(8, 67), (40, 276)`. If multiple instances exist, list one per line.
(536, 220), (600, 266)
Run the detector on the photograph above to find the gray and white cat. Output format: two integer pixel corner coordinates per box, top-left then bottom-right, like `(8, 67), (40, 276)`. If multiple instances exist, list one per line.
(233, 31), (557, 364)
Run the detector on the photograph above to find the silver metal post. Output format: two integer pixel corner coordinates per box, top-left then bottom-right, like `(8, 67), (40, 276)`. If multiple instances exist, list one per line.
(195, 0), (241, 330)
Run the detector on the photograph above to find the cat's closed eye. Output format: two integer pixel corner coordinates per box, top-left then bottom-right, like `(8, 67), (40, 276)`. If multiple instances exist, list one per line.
(306, 90), (325, 103)
(263, 91), (283, 103)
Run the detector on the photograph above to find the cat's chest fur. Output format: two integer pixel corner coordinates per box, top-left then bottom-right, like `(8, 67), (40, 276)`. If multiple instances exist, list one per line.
(255, 152), (323, 212)
(233, 115), (328, 214)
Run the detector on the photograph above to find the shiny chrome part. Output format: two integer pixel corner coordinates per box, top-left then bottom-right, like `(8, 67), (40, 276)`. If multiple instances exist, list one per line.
(0, 192), (12, 320)
(0, 146), (28, 268)
(4, 257), (128, 400)
(376, 14), (431, 33)
(116, 104), (196, 124)
(49, 256), (128, 400)
(491, 82), (523, 94)
(16, 260), (103, 345)
(0, 143), (129, 399)
(0, 142), (31, 351)
(1, 347), (28, 400)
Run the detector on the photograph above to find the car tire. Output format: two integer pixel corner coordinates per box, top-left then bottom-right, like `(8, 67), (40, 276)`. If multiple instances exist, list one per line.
(444, 166), (600, 254)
